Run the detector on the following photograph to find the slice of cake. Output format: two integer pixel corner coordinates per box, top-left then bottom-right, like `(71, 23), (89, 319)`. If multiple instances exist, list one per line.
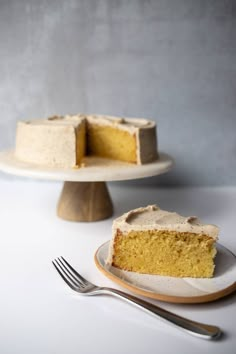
(15, 114), (158, 168)
(107, 205), (219, 278)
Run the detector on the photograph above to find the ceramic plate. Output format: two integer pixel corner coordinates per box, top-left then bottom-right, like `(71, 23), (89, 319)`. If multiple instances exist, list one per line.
(94, 241), (236, 303)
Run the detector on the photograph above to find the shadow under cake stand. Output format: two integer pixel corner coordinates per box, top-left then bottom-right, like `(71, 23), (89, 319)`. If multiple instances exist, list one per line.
(0, 150), (173, 222)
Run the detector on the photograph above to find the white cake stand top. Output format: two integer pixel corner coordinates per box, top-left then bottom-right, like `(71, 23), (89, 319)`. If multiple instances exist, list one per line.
(0, 150), (173, 182)
(0, 149), (173, 221)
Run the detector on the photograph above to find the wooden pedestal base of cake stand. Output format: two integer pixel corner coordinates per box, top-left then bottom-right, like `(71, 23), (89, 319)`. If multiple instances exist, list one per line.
(57, 181), (113, 222)
(0, 151), (173, 222)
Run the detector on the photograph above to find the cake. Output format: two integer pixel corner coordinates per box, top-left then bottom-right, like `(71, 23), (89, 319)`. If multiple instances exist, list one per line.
(107, 205), (219, 278)
(15, 114), (158, 168)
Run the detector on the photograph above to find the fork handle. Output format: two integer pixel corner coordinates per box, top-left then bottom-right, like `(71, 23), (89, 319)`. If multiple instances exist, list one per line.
(101, 287), (221, 340)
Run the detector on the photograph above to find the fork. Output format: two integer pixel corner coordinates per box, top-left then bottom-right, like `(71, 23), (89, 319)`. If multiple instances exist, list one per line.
(52, 256), (222, 340)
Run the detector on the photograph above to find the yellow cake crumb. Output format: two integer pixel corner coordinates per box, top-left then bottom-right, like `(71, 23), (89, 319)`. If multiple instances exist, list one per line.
(112, 230), (216, 277)
(87, 124), (137, 163)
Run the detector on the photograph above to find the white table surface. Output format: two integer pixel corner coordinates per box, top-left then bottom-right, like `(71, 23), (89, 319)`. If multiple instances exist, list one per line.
(0, 179), (235, 354)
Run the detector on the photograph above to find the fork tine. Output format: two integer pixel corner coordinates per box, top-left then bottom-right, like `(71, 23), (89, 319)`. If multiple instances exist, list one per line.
(60, 256), (90, 286)
(57, 258), (85, 288)
(52, 260), (78, 290)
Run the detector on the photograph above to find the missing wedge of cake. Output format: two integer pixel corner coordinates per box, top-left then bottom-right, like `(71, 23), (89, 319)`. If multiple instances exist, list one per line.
(15, 114), (158, 168)
(107, 205), (219, 278)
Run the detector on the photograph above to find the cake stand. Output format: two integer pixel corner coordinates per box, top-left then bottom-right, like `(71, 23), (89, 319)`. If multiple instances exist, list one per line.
(0, 150), (173, 222)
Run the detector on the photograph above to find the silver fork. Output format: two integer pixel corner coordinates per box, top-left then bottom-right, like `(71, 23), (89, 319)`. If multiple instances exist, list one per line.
(52, 256), (222, 340)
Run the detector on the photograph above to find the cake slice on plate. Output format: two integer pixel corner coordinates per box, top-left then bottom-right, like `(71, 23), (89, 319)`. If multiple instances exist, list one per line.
(107, 205), (219, 278)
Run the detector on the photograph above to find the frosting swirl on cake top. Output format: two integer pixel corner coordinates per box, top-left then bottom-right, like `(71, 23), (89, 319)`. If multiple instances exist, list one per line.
(113, 205), (219, 240)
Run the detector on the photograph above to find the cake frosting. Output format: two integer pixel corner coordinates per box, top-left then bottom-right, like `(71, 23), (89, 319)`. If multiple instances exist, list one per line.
(107, 205), (219, 265)
(15, 115), (86, 167)
(86, 114), (155, 132)
(27, 114), (86, 125)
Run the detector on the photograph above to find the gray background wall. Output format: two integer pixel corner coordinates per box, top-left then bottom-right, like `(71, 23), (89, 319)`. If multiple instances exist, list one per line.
(0, 0), (235, 186)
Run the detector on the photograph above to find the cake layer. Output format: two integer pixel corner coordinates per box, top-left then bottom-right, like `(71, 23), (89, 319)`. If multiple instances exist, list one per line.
(107, 205), (219, 278)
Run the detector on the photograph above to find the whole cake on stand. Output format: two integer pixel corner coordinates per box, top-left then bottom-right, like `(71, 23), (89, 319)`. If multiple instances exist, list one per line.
(0, 113), (173, 222)
(15, 114), (158, 167)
